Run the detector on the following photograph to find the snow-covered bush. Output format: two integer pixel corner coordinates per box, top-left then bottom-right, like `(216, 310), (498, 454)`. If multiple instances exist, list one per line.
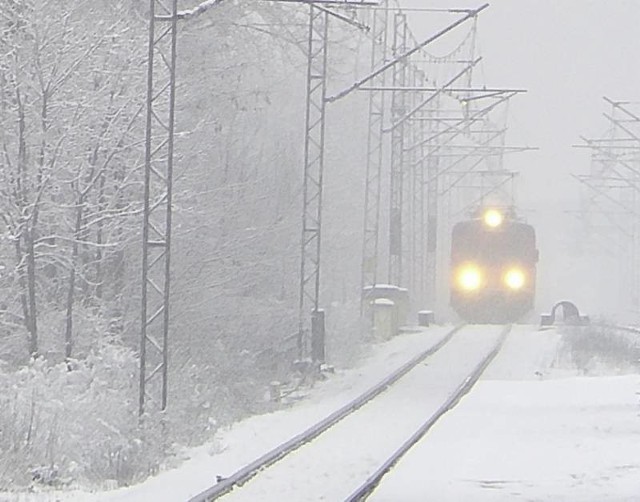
(559, 325), (640, 375)
(0, 338), (164, 489)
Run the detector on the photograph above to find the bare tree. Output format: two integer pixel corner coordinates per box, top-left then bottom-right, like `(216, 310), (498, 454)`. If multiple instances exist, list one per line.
(0, 0), (146, 360)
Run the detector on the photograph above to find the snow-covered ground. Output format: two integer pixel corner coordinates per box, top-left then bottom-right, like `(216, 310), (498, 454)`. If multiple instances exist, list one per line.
(220, 325), (504, 501)
(371, 375), (640, 501)
(371, 325), (640, 501)
(2, 324), (639, 501)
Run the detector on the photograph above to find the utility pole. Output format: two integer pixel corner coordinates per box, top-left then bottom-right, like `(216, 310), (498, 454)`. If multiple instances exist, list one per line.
(416, 70), (428, 310)
(574, 97), (640, 316)
(266, 0), (378, 363)
(388, 11), (408, 287)
(299, 4), (329, 363)
(140, 0), (179, 416)
(298, 0), (484, 347)
(360, 0), (388, 312)
(139, 0), (225, 416)
(407, 65), (421, 303)
(352, 4), (488, 314)
(425, 97), (440, 312)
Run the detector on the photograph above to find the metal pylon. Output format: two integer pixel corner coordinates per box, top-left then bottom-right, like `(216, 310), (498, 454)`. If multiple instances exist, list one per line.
(140, 0), (178, 415)
(409, 68), (426, 307)
(633, 188), (640, 309)
(298, 6), (329, 362)
(360, 0), (388, 310)
(575, 98), (640, 316)
(417, 70), (428, 309)
(388, 11), (407, 286)
(406, 64), (417, 298)
(425, 97), (440, 311)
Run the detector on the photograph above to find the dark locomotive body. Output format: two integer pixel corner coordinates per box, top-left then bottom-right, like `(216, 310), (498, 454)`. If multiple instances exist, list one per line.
(450, 209), (538, 323)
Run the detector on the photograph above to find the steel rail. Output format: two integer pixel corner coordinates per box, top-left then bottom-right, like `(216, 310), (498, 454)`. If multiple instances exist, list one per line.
(344, 324), (512, 502)
(187, 325), (464, 502)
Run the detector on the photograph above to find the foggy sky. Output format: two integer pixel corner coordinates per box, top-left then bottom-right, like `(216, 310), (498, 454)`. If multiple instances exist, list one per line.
(402, 0), (640, 318)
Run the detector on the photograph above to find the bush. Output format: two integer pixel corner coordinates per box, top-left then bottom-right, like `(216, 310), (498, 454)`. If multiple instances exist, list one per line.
(558, 324), (640, 375)
(0, 338), (165, 489)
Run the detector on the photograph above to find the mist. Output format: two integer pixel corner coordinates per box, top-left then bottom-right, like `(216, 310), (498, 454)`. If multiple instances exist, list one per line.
(403, 0), (640, 320)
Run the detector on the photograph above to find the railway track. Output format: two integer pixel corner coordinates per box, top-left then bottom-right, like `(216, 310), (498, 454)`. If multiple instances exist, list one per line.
(189, 324), (510, 502)
(346, 324), (511, 501)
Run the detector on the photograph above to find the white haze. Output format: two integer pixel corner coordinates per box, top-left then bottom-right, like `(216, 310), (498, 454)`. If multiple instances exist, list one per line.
(403, 0), (640, 321)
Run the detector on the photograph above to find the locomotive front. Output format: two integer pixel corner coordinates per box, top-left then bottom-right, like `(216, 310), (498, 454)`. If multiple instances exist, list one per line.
(450, 208), (538, 323)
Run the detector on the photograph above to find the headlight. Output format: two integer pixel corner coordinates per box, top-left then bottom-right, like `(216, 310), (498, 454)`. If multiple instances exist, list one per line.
(483, 209), (504, 228)
(504, 268), (526, 290)
(456, 264), (483, 291)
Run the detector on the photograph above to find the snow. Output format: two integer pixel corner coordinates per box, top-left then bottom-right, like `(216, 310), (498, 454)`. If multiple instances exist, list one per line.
(219, 325), (503, 501)
(371, 378), (640, 501)
(0, 326), (454, 502)
(176, 0), (224, 20)
(2, 325), (639, 501)
(371, 326), (640, 501)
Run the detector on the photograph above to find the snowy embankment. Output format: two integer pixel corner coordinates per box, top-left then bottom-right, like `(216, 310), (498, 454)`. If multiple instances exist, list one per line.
(2, 324), (639, 501)
(372, 375), (640, 502)
(219, 325), (504, 502)
(0, 327), (455, 502)
(371, 325), (640, 501)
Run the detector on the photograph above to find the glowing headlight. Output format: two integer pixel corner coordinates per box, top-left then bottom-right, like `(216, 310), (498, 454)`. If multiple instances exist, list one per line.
(483, 209), (504, 228)
(456, 265), (483, 291)
(504, 268), (526, 290)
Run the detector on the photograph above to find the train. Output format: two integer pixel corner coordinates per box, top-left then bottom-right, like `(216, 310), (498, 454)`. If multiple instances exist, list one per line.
(450, 207), (538, 323)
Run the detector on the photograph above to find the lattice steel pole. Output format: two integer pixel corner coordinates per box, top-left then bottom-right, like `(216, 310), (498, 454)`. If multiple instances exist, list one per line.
(574, 98), (640, 316)
(417, 70), (427, 309)
(388, 11), (407, 286)
(634, 187), (640, 309)
(299, 5), (329, 363)
(425, 97), (440, 312)
(360, 0), (388, 310)
(140, 0), (178, 415)
(406, 64), (418, 298)
(410, 68), (426, 308)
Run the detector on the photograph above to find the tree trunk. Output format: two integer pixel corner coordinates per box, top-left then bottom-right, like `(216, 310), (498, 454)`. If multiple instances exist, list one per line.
(65, 199), (84, 360)
(14, 238), (34, 355)
(24, 228), (38, 357)
(94, 171), (105, 302)
(15, 87), (38, 358)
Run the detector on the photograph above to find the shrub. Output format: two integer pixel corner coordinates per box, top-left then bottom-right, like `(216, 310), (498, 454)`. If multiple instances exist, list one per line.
(0, 338), (165, 489)
(558, 324), (640, 375)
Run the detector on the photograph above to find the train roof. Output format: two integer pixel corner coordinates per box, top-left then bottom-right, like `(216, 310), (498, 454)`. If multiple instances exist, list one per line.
(453, 207), (536, 236)
(467, 205), (529, 223)
(453, 218), (535, 231)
